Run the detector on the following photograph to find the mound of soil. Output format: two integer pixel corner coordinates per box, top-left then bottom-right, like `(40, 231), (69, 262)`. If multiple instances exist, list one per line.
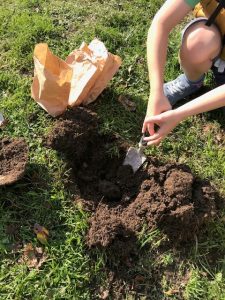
(47, 108), (221, 247)
(0, 138), (28, 186)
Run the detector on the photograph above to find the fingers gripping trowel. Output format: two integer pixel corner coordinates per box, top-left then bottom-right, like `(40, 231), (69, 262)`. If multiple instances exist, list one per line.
(123, 135), (147, 173)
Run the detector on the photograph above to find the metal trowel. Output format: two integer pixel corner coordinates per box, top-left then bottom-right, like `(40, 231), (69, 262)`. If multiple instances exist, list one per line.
(123, 134), (147, 173)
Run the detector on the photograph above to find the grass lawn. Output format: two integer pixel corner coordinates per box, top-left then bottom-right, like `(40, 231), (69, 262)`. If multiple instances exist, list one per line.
(0, 0), (225, 299)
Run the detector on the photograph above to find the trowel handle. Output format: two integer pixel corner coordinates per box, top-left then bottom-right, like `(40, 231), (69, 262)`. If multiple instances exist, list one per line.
(140, 124), (160, 147)
(139, 133), (148, 147)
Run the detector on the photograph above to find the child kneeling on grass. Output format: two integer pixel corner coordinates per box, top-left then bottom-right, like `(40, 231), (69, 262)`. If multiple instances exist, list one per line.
(143, 0), (225, 145)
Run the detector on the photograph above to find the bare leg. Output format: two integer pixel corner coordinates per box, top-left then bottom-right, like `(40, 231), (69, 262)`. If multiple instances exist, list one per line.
(179, 22), (221, 81)
(164, 21), (222, 105)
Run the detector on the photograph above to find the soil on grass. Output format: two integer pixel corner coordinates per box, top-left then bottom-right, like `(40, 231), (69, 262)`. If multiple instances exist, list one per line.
(0, 138), (28, 186)
(47, 107), (222, 298)
(47, 107), (220, 246)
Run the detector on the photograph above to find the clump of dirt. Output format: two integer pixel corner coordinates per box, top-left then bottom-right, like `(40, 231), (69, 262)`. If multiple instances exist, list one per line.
(47, 108), (221, 248)
(86, 164), (218, 248)
(0, 138), (28, 186)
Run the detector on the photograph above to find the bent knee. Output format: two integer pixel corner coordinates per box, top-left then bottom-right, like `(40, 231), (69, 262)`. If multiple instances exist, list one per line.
(180, 22), (222, 64)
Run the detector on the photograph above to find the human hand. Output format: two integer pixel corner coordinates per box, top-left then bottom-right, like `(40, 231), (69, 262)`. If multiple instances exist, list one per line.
(143, 93), (172, 136)
(142, 110), (183, 146)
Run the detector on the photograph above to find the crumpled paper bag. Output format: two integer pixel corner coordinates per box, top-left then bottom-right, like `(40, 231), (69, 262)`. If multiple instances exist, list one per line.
(31, 39), (122, 117)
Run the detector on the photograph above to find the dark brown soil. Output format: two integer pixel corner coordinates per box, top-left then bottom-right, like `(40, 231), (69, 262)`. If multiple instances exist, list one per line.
(47, 107), (220, 246)
(0, 138), (28, 186)
(46, 107), (223, 298)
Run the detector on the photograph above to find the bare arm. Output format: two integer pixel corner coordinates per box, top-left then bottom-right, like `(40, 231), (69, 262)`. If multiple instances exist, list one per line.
(145, 0), (192, 134)
(176, 84), (225, 118)
(147, 0), (192, 96)
(143, 84), (225, 145)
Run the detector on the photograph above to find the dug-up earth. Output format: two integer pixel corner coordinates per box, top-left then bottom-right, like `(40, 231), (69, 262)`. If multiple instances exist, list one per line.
(0, 137), (28, 186)
(47, 107), (221, 246)
(46, 107), (222, 298)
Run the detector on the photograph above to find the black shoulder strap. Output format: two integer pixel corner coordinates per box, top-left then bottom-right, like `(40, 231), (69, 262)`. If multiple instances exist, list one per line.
(206, 0), (225, 26)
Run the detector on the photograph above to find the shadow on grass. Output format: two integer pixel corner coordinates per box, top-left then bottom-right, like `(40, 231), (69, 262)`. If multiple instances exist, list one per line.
(88, 216), (225, 300)
(88, 228), (168, 299)
(91, 87), (146, 142)
(0, 162), (68, 261)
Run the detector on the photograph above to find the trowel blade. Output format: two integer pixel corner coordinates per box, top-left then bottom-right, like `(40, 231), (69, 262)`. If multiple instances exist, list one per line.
(123, 147), (147, 173)
(0, 113), (4, 127)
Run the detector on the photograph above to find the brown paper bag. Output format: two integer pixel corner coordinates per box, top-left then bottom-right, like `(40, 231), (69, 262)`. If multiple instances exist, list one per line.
(82, 39), (122, 105)
(31, 39), (122, 117)
(31, 43), (73, 117)
(65, 42), (101, 107)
